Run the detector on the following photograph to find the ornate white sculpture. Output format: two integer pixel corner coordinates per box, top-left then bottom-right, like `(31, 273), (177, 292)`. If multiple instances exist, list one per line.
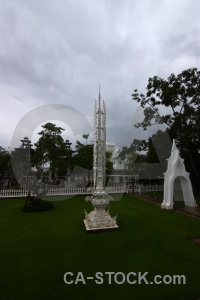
(161, 139), (197, 209)
(84, 87), (118, 232)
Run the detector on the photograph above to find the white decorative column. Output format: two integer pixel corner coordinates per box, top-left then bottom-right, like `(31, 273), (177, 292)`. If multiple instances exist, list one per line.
(84, 87), (118, 232)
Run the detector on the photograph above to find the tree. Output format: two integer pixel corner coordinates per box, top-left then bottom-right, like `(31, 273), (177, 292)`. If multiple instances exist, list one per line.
(132, 68), (200, 146)
(105, 151), (113, 177)
(34, 123), (69, 181)
(0, 147), (12, 187)
(71, 141), (113, 187)
(71, 141), (93, 186)
(145, 130), (172, 183)
(82, 133), (90, 145)
(72, 141), (93, 171)
(132, 68), (200, 191)
(117, 139), (147, 180)
(0, 147), (9, 177)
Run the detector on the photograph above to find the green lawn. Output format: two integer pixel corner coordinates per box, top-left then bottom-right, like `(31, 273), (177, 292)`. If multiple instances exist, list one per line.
(1, 194), (200, 300)
(147, 191), (200, 206)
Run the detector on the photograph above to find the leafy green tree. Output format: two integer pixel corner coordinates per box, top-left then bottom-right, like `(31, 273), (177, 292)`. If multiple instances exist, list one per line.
(132, 67), (200, 191)
(71, 141), (113, 186)
(71, 141), (93, 186)
(34, 123), (69, 180)
(146, 136), (160, 164)
(0, 147), (9, 177)
(119, 139), (147, 171)
(105, 151), (113, 177)
(0, 147), (12, 186)
(132, 68), (200, 146)
(82, 133), (90, 145)
(145, 130), (172, 183)
(72, 141), (93, 171)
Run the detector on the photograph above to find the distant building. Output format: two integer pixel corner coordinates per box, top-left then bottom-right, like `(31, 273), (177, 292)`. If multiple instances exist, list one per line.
(106, 141), (125, 170)
(105, 141), (140, 189)
(106, 141), (116, 153)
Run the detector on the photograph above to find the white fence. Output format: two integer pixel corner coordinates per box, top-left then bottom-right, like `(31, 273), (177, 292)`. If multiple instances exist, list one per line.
(0, 186), (128, 198)
(0, 184), (183, 198)
(134, 184), (181, 194)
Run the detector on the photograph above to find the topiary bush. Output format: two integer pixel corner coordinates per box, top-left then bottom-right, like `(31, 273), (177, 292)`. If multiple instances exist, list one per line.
(23, 200), (53, 213)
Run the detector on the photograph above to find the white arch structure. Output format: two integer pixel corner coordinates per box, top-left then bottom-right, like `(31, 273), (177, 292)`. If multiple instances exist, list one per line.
(161, 140), (197, 209)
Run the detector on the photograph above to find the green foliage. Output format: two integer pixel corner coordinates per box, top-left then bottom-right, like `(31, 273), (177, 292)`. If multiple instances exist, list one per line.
(146, 138), (159, 163)
(71, 141), (113, 180)
(22, 200), (53, 213)
(132, 68), (200, 191)
(82, 133), (90, 145)
(0, 147), (11, 180)
(12, 147), (33, 187)
(105, 151), (113, 176)
(132, 67), (200, 147)
(71, 141), (93, 171)
(34, 122), (69, 178)
(146, 130), (171, 163)
(119, 139), (147, 172)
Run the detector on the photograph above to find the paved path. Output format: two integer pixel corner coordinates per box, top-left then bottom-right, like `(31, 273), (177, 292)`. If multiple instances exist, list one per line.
(131, 192), (200, 219)
(173, 205), (200, 218)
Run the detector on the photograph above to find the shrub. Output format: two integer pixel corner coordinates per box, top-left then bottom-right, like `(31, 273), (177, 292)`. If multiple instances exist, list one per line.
(23, 200), (53, 213)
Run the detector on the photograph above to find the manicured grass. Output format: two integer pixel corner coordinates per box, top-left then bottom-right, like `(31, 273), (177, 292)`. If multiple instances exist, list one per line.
(1, 194), (200, 300)
(147, 191), (200, 206)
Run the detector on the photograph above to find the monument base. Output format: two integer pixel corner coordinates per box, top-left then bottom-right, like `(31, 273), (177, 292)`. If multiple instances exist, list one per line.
(161, 202), (173, 209)
(83, 219), (119, 233)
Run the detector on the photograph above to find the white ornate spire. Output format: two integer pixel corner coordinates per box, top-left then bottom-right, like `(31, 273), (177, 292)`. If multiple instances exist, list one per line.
(98, 84), (101, 109)
(93, 85), (106, 191)
(84, 88), (118, 232)
(93, 99), (97, 188)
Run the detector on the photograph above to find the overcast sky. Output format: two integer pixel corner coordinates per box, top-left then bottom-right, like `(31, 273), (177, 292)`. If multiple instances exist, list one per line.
(1, 0), (200, 150)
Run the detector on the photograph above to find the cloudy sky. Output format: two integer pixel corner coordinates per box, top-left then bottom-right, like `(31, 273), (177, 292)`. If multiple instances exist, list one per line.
(0, 0), (200, 150)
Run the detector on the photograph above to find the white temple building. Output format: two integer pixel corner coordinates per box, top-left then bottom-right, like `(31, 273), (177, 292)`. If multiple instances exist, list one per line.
(106, 141), (125, 170)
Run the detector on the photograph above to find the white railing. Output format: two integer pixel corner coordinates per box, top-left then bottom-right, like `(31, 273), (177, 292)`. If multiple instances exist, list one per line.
(0, 185), (128, 198)
(0, 189), (29, 197)
(134, 184), (181, 194)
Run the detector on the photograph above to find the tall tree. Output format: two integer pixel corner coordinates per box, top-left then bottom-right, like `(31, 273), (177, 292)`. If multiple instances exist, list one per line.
(34, 123), (69, 180)
(118, 139), (147, 178)
(71, 141), (93, 186)
(72, 141), (93, 171)
(71, 141), (113, 186)
(0, 147), (12, 186)
(82, 133), (90, 145)
(132, 67), (200, 191)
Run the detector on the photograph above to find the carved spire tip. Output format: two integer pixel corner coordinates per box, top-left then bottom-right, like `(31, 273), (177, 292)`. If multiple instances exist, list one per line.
(172, 139), (177, 151)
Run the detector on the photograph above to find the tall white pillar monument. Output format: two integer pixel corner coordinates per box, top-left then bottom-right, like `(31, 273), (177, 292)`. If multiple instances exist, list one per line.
(84, 87), (118, 232)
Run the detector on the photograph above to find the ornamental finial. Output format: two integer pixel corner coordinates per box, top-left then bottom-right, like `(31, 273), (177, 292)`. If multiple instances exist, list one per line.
(171, 139), (177, 152)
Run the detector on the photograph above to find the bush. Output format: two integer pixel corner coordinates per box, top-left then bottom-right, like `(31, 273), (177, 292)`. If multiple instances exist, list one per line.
(23, 200), (53, 213)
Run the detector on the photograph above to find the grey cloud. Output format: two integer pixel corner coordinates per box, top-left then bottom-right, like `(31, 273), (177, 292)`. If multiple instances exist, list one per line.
(161, 28), (200, 61)
(0, 0), (200, 148)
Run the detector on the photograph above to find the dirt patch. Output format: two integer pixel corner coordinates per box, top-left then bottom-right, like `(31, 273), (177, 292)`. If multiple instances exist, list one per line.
(193, 237), (200, 245)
